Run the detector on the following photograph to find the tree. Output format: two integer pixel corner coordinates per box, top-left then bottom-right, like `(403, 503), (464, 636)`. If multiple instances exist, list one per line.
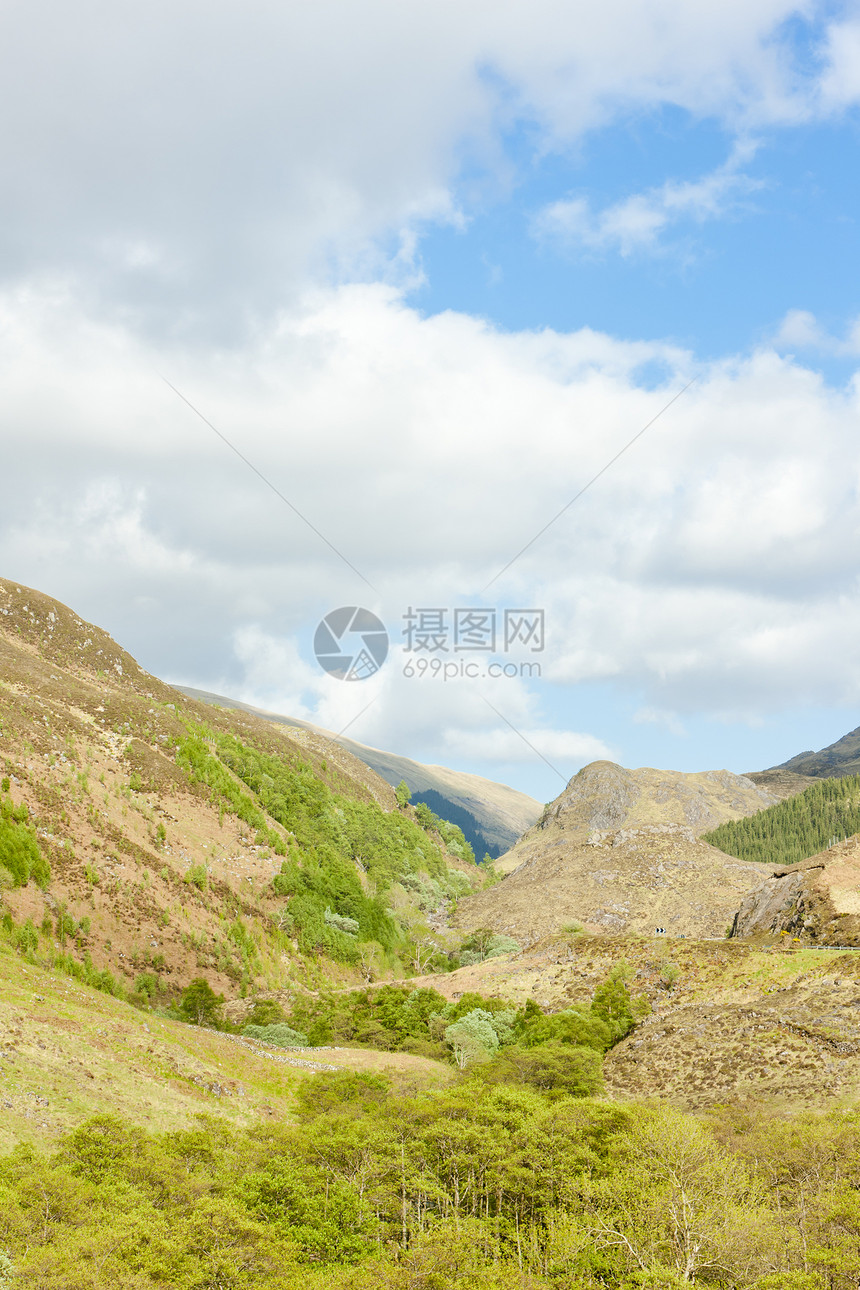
(458, 927), (495, 962)
(395, 780), (412, 808)
(483, 1040), (604, 1097)
(178, 977), (225, 1027)
(444, 1010), (501, 1068)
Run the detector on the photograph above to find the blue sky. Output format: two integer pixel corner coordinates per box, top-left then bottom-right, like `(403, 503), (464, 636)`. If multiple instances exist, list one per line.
(415, 111), (860, 364)
(2, 1), (860, 802)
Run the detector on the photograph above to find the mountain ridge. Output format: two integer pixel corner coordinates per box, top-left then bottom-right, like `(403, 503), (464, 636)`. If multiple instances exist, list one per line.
(176, 685), (541, 856)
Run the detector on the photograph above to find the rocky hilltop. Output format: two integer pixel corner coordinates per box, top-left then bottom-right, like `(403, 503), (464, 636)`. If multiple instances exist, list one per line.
(519, 759), (779, 851)
(455, 760), (780, 943)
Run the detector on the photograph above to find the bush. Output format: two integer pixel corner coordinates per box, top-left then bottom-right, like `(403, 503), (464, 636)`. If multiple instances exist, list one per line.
(395, 780), (411, 807)
(444, 1011), (502, 1067)
(244, 1022), (308, 1048)
(480, 1041), (604, 1098)
(245, 999), (287, 1027)
(324, 906), (360, 935)
(134, 972), (161, 1001)
(185, 864), (208, 891)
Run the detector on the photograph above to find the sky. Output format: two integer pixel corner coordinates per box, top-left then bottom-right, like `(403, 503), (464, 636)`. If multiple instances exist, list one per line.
(2, 0), (860, 802)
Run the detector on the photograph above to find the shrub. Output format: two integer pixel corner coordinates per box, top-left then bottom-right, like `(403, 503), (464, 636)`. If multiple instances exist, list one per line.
(245, 999), (287, 1027)
(324, 906), (360, 935)
(444, 1011), (501, 1067)
(479, 1041), (604, 1098)
(395, 780), (412, 807)
(185, 864), (208, 891)
(134, 972), (161, 1001)
(244, 1022), (308, 1048)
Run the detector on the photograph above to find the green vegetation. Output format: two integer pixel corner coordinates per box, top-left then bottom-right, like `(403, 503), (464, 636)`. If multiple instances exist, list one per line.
(704, 773), (860, 865)
(277, 967), (643, 1076)
(413, 798), (476, 863)
(178, 977), (225, 1027)
(272, 857), (395, 962)
(394, 779), (411, 807)
(412, 787), (499, 861)
(0, 794), (50, 888)
(176, 723), (474, 968)
(244, 1022), (309, 1048)
(4, 1087), (860, 1286)
(457, 925), (521, 963)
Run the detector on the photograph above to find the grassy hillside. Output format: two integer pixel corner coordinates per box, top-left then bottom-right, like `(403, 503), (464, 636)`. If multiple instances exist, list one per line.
(0, 577), (481, 1005)
(703, 773), (860, 865)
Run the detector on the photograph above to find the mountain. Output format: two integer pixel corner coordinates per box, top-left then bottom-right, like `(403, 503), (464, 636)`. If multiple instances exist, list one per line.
(0, 577), (480, 1000)
(11, 577), (860, 1288)
(177, 686), (541, 857)
(454, 760), (781, 943)
(767, 724), (860, 780)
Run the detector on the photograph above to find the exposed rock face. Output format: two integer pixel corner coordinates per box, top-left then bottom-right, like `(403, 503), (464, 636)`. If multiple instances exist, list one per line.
(731, 835), (860, 945)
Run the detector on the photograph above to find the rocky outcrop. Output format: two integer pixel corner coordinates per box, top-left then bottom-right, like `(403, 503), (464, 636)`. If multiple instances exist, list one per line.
(494, 760), (777, 878)
(730, 836), (860, 945)
(526, 759), (775, 842)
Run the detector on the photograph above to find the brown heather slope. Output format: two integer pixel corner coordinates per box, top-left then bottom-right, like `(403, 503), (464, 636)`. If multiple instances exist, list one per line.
(0, 577), (477, 998)
(409, 933), (860, 1110)
(454, 760), (780, 943)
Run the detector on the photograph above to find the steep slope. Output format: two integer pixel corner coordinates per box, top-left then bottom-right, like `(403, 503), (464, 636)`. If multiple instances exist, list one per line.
(178, 686), (541, 856)
(0, 577), (479, 1001)
(730, 833), (860, 944)
(769, 724), (860, 779)
(454, 761), (780, 943)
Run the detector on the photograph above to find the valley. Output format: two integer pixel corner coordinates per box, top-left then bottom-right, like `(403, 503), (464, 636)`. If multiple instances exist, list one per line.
(5, 576), (860, 1286)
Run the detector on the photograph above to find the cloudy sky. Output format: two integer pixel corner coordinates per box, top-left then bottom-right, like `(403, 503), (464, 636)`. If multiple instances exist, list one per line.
(3, 0), (860, 801)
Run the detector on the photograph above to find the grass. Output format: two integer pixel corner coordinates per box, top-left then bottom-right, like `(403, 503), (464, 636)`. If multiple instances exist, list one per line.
(0, 944), (451, 1152)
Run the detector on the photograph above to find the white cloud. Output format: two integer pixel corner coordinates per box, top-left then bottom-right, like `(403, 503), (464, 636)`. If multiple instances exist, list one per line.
(3, 283), (860, 780)
(0, 1), (831, 329)
(534, 139), (762, 255)
(773, 308), (860, 355)
(818, 17), (860, 109)
(441, 726), (613, 768)
(634, 707), (687, 737)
